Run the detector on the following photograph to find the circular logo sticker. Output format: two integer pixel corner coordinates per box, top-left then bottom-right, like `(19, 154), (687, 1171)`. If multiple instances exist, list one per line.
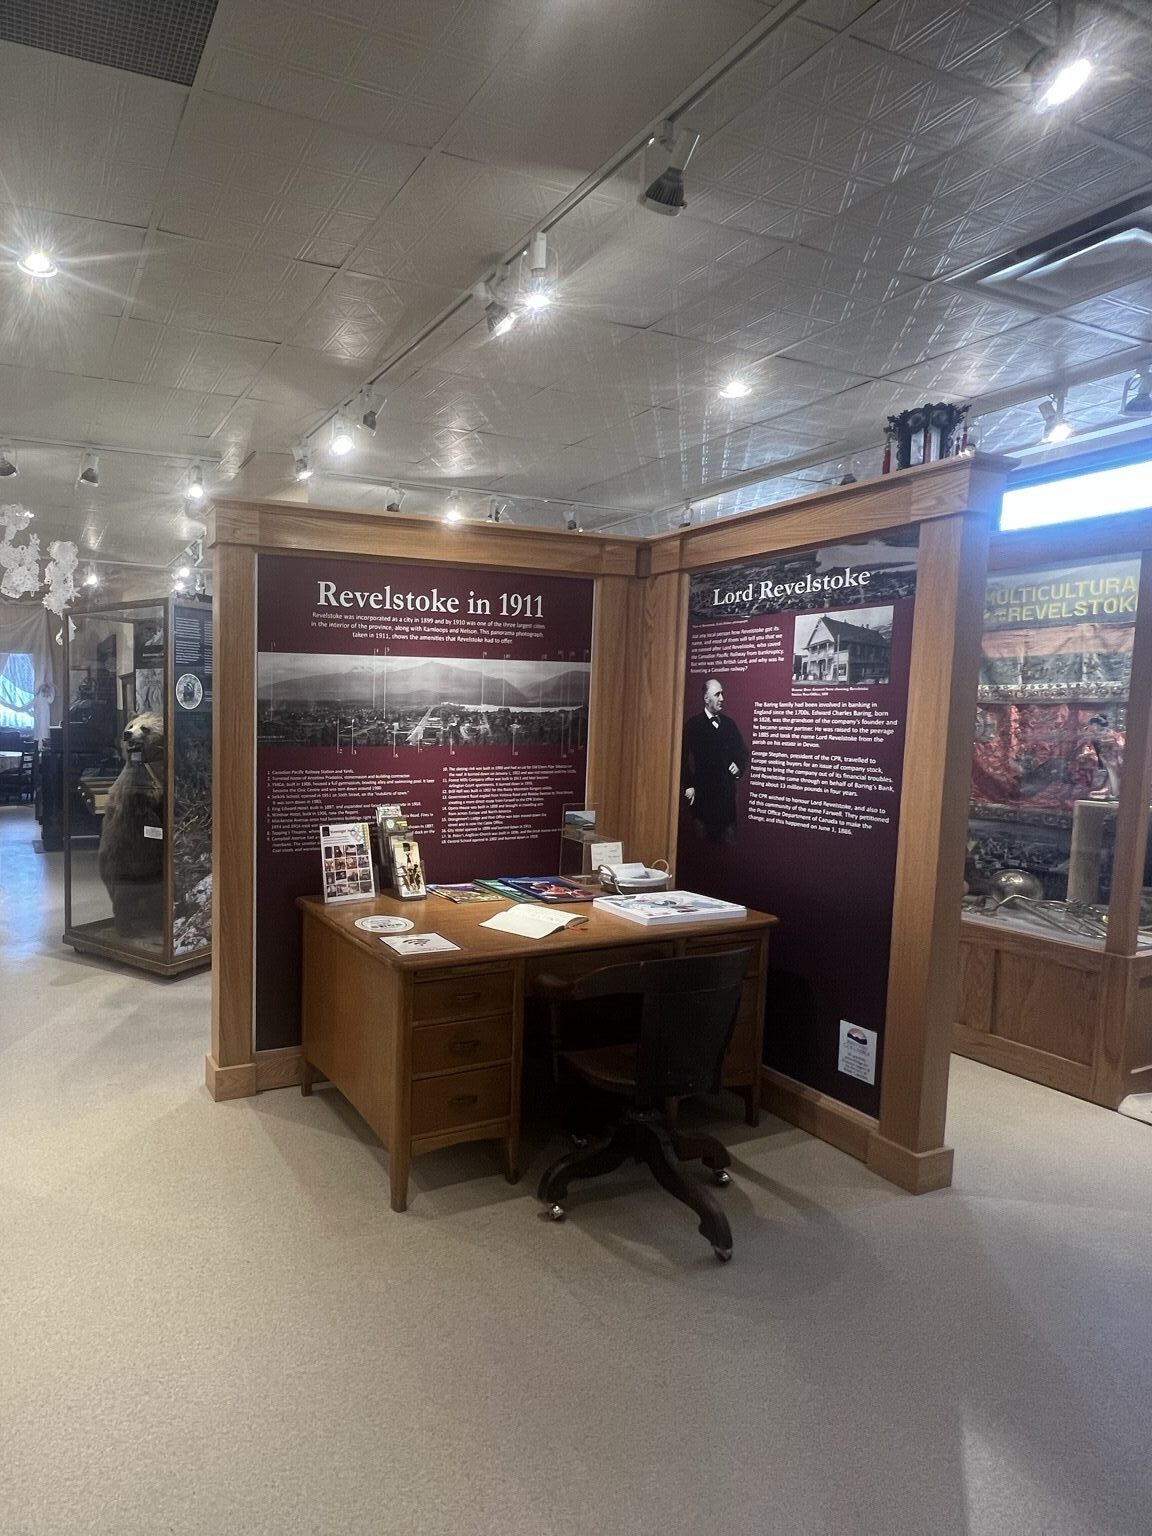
(354, 915), (414, 933)
(176, 673), (203, 709)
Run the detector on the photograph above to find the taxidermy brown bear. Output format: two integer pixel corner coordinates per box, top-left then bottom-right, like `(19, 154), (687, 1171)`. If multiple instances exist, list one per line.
(98, 711), (165, 939)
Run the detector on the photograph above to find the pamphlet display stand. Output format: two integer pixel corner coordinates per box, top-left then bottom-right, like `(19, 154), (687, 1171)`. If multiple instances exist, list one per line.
(62, 596), (213, 977)
(954, 505), (1152, 1109)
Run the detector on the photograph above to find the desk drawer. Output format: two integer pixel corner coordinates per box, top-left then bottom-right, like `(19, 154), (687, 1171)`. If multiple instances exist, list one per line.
(410, 1064), (511, 1136)
(412, 1015), (512, 1077)
(412, 968), (513, 1024)
(683, 934), (762, 973)
(525, 942), (674, 990)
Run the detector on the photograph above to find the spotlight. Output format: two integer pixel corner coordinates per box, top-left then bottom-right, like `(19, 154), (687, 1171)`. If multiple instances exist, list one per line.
(78, 451), (99, 487)
(1038, 394), (1074, 443)
(486, 500), (512, 524)
(173, 579), (187, 593)
(0, 445), (18, 477)
(385, 487), (404, 512)
(718, 379), (751, 399)
(474, 273), (519, 337)
(185, 462), (205, 501)
(18, 249), (57, 278)
(330, 414), (356, 457)
(566, 514), (582, 532)
(176, 565), (191, 579)
(292, 444), (314, 481)
(640, 120), (700, 217)
(680, 502), (693, 528)
(444, 492), (463, 524)
(361, 393), (380, 434)
(1035, 53), (1093, 109)
(521, 232), (552, 312)
(82, 566), (99, 588)
(1121, 370), (1152, 417)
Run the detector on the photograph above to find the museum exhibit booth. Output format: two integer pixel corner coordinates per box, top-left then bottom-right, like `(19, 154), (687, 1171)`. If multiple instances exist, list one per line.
(203, 453), (1029, 1201)
(956, 476), (1152, 1112)
(61, 595), (213, 977)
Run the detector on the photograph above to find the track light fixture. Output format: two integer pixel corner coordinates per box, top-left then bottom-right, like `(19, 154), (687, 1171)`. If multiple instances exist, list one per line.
(385, 487), (404, 512)
(444, 492), (463, 524)
(1121, 370), (1152, 417)
(18, 249), (57, 278)
(330, 414), (356, 457)
(82, 565), (99, 588)
(473, 269), (519, 338)
(521, 232), (553, 312)
(78, 451), (99, 487)
(361, 393), (380, 434)
(1038, 393), (1074, 443)
(0, 445), (18, 477)
(680, 502), (693, 528)
(486, 500), (512, 524)
(640, 120), (700, 217)
(566, 514), (582, 532)
(184, 463), (205, 501)
(293, 443), (314, 481)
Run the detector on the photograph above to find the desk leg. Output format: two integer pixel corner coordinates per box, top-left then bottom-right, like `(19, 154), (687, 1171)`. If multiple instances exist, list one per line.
(390, 1144), (411, 1213)
(503, 1127), (521, 1185)
(741, 1086), (760, 1128)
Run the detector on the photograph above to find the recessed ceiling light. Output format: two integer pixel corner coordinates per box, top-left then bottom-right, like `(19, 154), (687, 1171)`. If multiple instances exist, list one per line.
(719, 379), (751, 399)
(18, 249), (57, 278)
(1038, 56), (1093, 109)
(330, 414), (355, 456)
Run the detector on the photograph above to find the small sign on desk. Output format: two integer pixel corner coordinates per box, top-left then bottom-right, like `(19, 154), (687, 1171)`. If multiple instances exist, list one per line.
(381, 932), (460, 956)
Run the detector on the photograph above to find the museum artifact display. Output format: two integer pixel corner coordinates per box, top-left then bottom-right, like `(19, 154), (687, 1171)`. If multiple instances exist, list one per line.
(62, 596), (212, 976)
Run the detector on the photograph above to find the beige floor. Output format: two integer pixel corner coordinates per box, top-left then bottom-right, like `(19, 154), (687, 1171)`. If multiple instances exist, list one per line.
(2, 802), (1151, 1536)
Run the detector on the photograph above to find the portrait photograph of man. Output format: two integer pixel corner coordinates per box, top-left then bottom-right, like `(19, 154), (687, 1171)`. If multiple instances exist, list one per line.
(681, 677), (749, 845)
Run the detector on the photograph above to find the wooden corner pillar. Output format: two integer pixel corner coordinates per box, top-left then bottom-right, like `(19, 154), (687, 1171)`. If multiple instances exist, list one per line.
(867, 490), (994, 1192)
(206, 508), (259, 1100)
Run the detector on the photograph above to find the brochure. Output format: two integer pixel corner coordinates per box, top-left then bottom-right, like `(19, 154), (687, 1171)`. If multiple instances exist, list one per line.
(389, 834), (427, 900)
(473, 878), (539, 903)
(428, 883), (502, 904)
(496, 876), (596, 904)
(320, 822), (376, 904)
(480, 906), (587, 939)
(381, 933), (461, 956)
(592, 891), (747, 927)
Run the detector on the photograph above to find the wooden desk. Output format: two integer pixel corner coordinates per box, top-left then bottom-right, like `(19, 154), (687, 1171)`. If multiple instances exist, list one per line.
(297, 894), (776, 1211)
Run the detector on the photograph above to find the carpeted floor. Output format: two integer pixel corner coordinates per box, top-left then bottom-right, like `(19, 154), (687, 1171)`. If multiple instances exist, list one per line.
(2, 802), (1151, 1535)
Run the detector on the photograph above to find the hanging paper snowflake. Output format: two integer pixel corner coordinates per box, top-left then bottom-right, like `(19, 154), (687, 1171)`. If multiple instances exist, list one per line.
(0, 504), (41, 598)
(42, 540), (79, 616)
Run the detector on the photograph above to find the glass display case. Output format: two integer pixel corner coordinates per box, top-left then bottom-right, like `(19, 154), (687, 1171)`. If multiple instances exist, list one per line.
(962, 550), (1144, 948)
(62, 597), (212, 976)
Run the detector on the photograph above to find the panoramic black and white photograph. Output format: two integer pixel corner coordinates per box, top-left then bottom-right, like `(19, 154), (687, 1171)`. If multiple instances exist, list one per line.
(792, 605), (893, 687)
(256, 652), (591, 752)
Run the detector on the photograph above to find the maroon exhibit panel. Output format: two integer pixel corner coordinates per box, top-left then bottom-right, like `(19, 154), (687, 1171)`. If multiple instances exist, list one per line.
(676, 533), (919, 1116)
(255, 553), (594, 1050)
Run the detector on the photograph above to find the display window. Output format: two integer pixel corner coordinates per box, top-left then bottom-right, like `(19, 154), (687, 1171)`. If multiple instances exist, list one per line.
(962, 554), (1145, 948)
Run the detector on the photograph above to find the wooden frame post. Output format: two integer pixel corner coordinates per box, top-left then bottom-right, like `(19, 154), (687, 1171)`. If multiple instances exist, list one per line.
(867, 503), (991, 1191)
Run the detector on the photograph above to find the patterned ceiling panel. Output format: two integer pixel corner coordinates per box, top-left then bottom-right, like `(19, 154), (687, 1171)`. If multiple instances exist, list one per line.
(887, 317), (1139, 395)
(128, 236), (333, 341)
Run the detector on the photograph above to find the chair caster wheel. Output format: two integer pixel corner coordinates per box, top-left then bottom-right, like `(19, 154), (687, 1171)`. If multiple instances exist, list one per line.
(713, 1169), (731, 1187)
(569, 1133), (590, 1149)
(713, 1246), (733, 1263)
(548, 1204), (566, 1222)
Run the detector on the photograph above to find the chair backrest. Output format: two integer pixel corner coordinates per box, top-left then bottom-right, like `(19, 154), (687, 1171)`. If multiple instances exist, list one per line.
(564, 949), (751, 1108)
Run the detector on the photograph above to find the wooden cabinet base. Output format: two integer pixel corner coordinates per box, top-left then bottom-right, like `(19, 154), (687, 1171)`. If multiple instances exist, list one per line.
(865, 1133), (954, 1194)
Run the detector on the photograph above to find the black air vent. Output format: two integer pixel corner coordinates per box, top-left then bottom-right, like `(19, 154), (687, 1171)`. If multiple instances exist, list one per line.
(0, 0), (220, 87)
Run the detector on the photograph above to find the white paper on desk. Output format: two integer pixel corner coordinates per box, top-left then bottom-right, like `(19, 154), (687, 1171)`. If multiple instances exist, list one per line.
(480, 905), (584, 938)
(590, 840), (623, 867)
(381, 932), (460, 955)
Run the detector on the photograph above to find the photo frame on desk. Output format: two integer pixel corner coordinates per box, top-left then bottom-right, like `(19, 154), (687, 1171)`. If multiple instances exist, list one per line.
(389, 834), (426, 900)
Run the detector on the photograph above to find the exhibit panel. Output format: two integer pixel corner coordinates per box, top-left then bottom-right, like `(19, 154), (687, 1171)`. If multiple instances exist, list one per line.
(956, 503), (1152, 1109)
(63, 597), (212, 977)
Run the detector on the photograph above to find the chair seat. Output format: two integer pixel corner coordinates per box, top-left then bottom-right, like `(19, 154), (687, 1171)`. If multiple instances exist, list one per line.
(561, 1043), (638, 1093)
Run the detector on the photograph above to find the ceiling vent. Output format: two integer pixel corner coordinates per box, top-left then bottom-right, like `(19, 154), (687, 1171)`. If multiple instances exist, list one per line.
(962, 198), (1152, 313)
(0, 0), (220, 87)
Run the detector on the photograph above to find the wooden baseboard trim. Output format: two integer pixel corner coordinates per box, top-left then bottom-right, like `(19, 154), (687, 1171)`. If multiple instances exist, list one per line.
(953, 1023), (1093, 1098)
(254, 1046), (307, 1091)
(866, 1133), (954, 1193)
(205, 1054), (257, 1101)
(759, 1067), (876, 1162)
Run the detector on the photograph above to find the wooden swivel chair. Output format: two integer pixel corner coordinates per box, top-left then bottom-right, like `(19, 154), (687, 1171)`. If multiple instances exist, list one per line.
(534, 948), (751, 1262)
